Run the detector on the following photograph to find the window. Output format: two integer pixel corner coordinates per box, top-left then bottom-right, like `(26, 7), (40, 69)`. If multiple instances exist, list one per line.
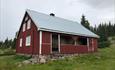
(23, 23), (26, 32)
(60, 35), (74, 45)
(19, 38), (22, 47)
(26, 36), (31, 46)
(27, 19), (31, 29)
(25, 16), (28, 22)
(78, 37), (87, 45)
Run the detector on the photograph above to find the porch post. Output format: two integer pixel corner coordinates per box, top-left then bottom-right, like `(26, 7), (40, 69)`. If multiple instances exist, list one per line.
(50, 33), (52, 54)
(39, 31), (42, 55)
(58, 34), (60, 53)
(92, 38), (94, 51)
(87, 38), (89, 52)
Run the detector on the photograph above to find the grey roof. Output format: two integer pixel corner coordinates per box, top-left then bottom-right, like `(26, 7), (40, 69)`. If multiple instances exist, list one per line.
(27, 9), (99, 38)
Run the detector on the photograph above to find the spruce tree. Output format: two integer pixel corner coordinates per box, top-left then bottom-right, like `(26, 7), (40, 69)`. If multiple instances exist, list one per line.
(81, 14), (90, 29)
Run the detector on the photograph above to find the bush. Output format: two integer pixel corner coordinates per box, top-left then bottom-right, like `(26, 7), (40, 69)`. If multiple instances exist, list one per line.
(13, 55), (32, 60)
(98, 41), (110, 48)
(112, 37), (115, 40)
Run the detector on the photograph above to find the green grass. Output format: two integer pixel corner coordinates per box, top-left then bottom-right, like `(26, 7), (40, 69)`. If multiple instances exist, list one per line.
(0, 48), (15, 56)
(0, 44), (115, 70)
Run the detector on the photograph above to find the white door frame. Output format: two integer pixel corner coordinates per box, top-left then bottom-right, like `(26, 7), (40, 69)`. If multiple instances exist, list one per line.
(87, 38), (89, 52)
(58, 34), (60, 53)
(51, 33), (60, 53)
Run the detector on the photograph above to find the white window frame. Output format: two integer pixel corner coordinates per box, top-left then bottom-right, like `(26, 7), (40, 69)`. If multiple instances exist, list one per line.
(27, 19), (31, 29)
(19, 38), (22, 47)
(23, 23), (26, 32)
(26, 36), (31, 46)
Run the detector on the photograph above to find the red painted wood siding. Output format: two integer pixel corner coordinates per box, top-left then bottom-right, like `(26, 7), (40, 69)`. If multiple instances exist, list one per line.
(42, 31), (51, 55)
(60, 44), (88, 54)
(60, 37), (98, 54)
(16, 12), (39, 55)
(41, 32), (98, 54)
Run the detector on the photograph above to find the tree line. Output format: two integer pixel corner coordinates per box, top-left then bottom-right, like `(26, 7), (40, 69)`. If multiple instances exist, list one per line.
(81, 14), (115, 48)
(0, 32), (18, 49)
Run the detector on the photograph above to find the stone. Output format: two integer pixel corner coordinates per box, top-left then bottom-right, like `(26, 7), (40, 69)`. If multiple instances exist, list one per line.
(22, 60), (31, 64)
(39, 58), (46, 64)
(39, 55), (47, 64)
(18, 64), (22, 67)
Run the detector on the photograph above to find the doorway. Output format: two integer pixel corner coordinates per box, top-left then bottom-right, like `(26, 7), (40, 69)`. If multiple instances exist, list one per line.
(52, 33), (59, 53)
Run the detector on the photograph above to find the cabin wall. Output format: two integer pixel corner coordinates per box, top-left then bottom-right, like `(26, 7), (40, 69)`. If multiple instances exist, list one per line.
(60, 35), (89, 54)
(60, 45), (88, 54)
(42, 31), (51, 55)
(60, 37), (98, 54)
(93, 38), (98, 52)
(41, 32), (98, 54)
(16, 13), (39, 55)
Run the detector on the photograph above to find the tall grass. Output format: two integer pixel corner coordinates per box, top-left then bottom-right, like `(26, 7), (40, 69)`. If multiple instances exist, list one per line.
(0, 44), (115, 70)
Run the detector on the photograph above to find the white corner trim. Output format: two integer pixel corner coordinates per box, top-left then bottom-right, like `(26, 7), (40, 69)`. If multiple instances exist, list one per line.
(50, 33), (52, 54)
(87, 38), (89, 51)
(58, 34), (60, 53)
(39, 31), (42, 55)
(92, 38), (94, 51)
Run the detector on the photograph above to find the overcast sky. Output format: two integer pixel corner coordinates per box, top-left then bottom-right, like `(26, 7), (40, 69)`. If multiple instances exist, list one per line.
(0, 0), (115, 41)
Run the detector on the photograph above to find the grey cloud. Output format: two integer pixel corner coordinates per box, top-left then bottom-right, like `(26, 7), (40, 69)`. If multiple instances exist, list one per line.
(79, 0), (115, 9)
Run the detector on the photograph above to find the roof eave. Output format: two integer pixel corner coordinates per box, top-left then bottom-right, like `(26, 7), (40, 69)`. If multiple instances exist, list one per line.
(39, 27), (99, 38)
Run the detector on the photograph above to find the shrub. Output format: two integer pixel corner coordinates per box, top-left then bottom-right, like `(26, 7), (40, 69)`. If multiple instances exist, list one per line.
(98, 41), (110, 48)
(13, 55), (32, 61)
(112, 37), (115, 40)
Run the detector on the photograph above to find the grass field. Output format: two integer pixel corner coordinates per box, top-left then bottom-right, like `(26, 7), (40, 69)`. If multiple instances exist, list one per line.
(0, 44), (115, 70)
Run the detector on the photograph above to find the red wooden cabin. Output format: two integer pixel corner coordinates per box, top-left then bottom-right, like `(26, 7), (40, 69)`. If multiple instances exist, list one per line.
(16, 9), (99, 55)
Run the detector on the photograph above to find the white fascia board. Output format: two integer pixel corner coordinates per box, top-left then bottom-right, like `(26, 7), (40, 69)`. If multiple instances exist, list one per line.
(39, 27), (99, 38)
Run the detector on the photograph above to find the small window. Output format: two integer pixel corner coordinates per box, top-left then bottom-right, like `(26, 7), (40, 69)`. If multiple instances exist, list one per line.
(19, 38), (22, 47)
(26, 36), (31, 46)
(25, 16), (28, 22)
(27, 19), (31, 29)
(23, 23), (26, 32)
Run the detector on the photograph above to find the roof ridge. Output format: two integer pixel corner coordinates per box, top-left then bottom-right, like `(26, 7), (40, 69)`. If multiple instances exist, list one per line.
(26, 9), (80, 24)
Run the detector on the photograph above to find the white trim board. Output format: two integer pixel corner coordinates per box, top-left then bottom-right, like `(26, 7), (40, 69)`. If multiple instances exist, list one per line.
(58, 34), (60, 53)
(39, 31), (42, 55)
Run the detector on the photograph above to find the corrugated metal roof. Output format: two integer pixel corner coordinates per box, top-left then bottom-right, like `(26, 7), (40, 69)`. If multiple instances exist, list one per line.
(27, 9), (99, 38)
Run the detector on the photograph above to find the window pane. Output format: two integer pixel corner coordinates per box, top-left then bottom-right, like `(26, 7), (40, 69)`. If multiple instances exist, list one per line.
(20, 38), (22, 47)
(26, 36), (31, 46)
(23, 24), (26, 32)
(60, 35), (74, 45)
(27, 19), (31, 29)
(78, 37), (87, 45)
(25, 16), (28, 21)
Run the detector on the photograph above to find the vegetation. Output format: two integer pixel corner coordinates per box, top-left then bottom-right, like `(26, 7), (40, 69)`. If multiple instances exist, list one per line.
(81, 14), (90, 29)
(0, 14), (114, 70)
(0, 48), (15, 56)
(0, 43), (115, 70)
(81, 15), (115, 48)
(0, 31), (17, 49)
